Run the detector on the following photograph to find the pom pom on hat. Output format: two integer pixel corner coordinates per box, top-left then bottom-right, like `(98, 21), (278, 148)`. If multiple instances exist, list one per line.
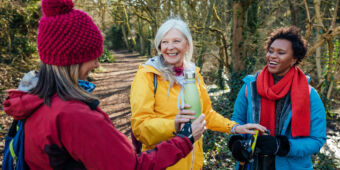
(38, 0), (103, 66)
(42, 0), (74, 16)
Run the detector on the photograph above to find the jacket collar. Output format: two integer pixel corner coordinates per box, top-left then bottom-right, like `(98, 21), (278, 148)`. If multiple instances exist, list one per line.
(142, 56), (163, 75)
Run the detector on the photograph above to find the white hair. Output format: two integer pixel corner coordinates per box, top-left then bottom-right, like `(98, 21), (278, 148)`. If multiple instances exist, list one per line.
(152, 17), (195, 87)
(154, 17), (193, 63)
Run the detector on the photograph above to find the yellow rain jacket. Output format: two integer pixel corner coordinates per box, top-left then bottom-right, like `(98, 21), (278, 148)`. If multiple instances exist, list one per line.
(130, 60), (237, 170)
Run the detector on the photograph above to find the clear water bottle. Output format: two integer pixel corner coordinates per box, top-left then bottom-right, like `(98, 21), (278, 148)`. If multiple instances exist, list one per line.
(184, 71), (201, 121)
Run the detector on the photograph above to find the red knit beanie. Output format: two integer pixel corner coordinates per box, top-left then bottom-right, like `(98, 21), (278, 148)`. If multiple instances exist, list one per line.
(38, 0), (103, 66)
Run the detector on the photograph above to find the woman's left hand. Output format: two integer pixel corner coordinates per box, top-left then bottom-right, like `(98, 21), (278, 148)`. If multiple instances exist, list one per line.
(235, 123), (267, 135)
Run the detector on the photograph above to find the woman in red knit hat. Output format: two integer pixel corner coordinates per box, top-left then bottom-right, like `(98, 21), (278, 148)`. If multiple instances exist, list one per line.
(2, 0), (206, 169)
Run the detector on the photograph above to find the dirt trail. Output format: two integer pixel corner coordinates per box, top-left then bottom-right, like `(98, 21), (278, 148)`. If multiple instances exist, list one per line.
(91, 50), (146, 138)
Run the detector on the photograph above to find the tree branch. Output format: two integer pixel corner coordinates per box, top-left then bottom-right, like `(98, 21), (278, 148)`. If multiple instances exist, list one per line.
(306, 26), (340, 57)
(132, 8), (152, 23)
(304, 0), (312, 39)
(306, 37), (326, 57)
(330, 0), (339, 29)
(313, 0), (324, 28)
(304, 0), (311, 22)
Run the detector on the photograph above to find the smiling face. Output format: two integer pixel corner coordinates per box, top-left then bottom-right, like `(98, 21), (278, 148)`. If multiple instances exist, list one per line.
(79, 58), (100, 80)
(160, 28), (189, 67)
(266, 39), (297, 77)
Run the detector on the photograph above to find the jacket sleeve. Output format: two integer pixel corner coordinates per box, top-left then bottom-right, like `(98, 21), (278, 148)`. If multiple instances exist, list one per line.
(197, 73), (237, 133)
(58, 105), (192, 170)
(130, 68), (176, 147)
(135, 136), (193, 170)
(287, 88), (327, 157)
(231, 84), (248, 125)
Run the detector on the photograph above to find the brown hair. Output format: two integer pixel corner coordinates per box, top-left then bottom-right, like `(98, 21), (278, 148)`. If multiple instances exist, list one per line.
(30, 63), (98, 106)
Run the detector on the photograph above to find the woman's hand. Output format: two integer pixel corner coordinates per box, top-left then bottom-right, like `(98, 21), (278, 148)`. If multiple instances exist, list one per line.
(175, 104), (196, 132)
(191, 114), (206, 142)
(235, 123), (267, 135)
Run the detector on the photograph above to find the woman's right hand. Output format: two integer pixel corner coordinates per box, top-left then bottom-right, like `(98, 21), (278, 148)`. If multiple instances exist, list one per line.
(175, 104), (196, 132)
(191, 114), (206, 142)
(235, 123), (267, 135)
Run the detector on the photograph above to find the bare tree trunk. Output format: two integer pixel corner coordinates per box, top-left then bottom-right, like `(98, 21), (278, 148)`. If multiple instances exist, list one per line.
(288, 0), (297, 26)
(313, 0), (324, 28)
(325, 0), (339, 99)
(334, 53), (340, 82)
(231, 1), (251, 72)
(137, 17), (145, 55)
(150, 24), (158, 56)
(326, 39), (334, 83)
(217, 42), (225, 89)
(229, 0), (254, 102)
(151, 0), (160, 56)
(303, 0), (312, 39)
(315, 38), (322, 81)
(139, 34), (145, 54)
(121, 24), (130, 50)
(101, 0), (106, 30)
(314, 0), (323, 81)
(123, 4), (136, 49)
(197, 0), (213, 69)
(327, 53), (340, 100)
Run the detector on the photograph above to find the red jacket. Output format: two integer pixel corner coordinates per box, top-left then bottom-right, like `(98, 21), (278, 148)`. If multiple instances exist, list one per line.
(3, 90), (193, 170)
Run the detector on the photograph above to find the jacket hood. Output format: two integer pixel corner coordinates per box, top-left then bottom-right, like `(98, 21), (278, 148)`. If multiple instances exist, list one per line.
(3, 70), (43, 120)
(3, 90), (44, 120)
(143, 56), (197, 75)
(143, 56), (163, 75)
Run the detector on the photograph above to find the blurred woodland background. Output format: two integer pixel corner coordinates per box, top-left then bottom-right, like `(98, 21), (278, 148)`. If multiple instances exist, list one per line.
(0, 0), (339, 169)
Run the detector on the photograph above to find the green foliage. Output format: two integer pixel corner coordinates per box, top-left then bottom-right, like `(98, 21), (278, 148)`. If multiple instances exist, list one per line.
(202, 53), (257, 170)
(227, 55), (256, 103)
(0, 1), (40, 108)
(319, 39), (340, 118)
(246, 1), (258, 34)
(99, 48), (115, 63)
(203, 92), (235, 169)
(0, 1), (40, 65)
(212, 93), (234, 118)
(313, 153), (339, 170)
(105, 26), (127, 50)
(203, 131), (235, 169)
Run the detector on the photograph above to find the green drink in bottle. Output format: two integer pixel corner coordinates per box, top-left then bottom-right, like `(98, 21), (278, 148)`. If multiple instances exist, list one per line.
(183, 71), (201, 121)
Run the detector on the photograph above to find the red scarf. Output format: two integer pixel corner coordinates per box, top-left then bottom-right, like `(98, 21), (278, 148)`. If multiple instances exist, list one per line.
(173, 63), (184, 76)
(256, 66), (310, 137)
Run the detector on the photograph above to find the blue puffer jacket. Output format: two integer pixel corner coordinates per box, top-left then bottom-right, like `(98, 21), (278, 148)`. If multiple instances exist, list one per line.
(232, 74), (327, 170)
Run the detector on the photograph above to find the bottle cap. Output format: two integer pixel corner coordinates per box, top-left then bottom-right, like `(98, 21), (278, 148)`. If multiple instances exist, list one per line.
(184, 71), (195, 79)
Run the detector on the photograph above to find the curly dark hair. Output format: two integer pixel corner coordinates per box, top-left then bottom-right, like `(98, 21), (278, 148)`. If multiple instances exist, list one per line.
(264, 27), (308, 65)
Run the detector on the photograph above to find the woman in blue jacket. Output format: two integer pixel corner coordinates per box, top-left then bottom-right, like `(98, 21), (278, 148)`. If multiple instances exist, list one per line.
(228, 27), (326, 170)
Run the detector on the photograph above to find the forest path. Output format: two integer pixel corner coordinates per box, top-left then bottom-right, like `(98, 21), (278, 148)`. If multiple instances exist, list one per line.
(91, 50), (147, 138)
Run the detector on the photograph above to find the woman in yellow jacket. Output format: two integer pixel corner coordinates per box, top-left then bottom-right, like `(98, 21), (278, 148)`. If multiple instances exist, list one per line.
(130, 18), (267, 170)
